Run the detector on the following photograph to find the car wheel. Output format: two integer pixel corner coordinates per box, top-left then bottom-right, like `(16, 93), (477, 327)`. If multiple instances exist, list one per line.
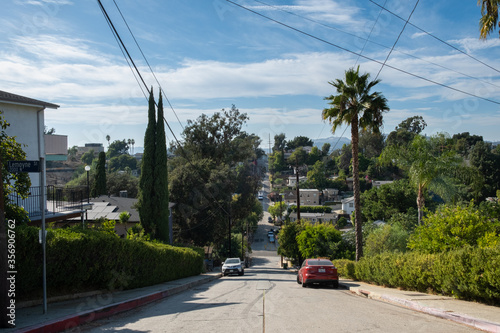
(296, 275), (301, 284)
(332, 280), (339, 289)
(239, 271), (244, 276)
(302, 281), (307, 288)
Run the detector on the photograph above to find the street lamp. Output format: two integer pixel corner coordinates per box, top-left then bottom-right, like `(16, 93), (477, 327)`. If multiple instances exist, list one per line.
(85, 165), (91, 203)
(85, 165), (90, 226)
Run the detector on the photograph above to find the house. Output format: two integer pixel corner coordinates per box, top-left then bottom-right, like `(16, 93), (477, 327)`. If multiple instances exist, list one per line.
(289, 212), (338, 224)
(78, 143), (104, 155)
(300, 189), (321, 205)
(322, 188), (340, 202)
(1, 90), (83, 222)
(372, 180), (394, 188)
(341, 196), (355, 215)
(288, 175), (307, 187)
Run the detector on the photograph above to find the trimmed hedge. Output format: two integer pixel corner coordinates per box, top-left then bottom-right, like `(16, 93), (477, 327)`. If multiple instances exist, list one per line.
(16, 225), (203, 299)
(289, 205), (332, 213)
(333, 246), (500, 304)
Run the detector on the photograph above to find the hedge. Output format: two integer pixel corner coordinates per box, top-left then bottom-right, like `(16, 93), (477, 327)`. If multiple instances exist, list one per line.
(333, 246), (500, 305)
(16, 225), (203, 299)
(289, 205), (332, 213)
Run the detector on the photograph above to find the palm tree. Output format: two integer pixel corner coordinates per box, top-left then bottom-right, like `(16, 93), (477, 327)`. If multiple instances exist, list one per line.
(381, 134), (463, 225)
(127, 139), (132, 154)
(322, 66), (389, 261)
(478, 0), (499, 39)
(131, 139), (135, 155)
(106, 135), (110, 147)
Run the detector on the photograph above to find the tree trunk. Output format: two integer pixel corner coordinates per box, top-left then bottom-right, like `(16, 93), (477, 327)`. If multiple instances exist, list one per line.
(351, 116), (363, 261)
(417, 185), (425, 225)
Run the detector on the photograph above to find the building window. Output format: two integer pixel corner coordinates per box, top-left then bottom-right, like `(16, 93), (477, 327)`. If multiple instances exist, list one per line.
(349, 203), (354, 208)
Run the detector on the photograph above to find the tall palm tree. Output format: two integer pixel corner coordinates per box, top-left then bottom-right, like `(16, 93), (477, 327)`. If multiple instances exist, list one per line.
(478, 0), (500, 39)
(381, 134), (464, 225)
(322, 66), (389, 261)
(131, 139), (135, 155)
(106, 135), (110, 147)
(127, 139), (132, 154)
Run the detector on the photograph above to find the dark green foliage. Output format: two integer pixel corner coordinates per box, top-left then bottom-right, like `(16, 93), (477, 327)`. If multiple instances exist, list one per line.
(364, 224), (410, 257)
(108, 154), (137, 172)
(361, 179), (420, 222)
(296, 223), (344, 259)
(92, 151), (107, 196)
(154, 92), (169, 242)
(332, 259), (356, 279)
(286, 136), (313, 150)
(353, 247), (500, 304)
(106, 139), (130, 159)
(16, 225), (202, 299)
(138, 89), (157, 236)
(277, 222), (304, 265)
(80, 149), (95, 165)
(106, 172), (139, 198)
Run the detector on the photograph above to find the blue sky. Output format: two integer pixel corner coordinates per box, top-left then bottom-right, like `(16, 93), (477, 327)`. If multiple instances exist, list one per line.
(2, 0), (500, 151)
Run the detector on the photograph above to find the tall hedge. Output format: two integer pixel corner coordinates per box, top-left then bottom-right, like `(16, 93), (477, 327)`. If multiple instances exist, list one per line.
(333, 246), (500, 304)
(17, 225), (203, 299)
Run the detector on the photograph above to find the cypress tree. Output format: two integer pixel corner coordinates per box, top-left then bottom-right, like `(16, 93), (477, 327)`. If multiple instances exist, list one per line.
(138, 88), (156, 236)
(155, 91), (170, 242)
(92, 151), (107, 196)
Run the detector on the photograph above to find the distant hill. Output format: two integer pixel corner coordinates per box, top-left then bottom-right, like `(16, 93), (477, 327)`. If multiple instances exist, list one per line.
(313, 136), (351, 152)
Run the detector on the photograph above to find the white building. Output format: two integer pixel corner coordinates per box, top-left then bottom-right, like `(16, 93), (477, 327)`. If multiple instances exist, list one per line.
(341, 196), (355, 215)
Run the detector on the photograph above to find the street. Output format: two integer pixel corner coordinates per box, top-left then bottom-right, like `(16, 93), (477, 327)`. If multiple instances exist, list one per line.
(80, 191), (477, 332)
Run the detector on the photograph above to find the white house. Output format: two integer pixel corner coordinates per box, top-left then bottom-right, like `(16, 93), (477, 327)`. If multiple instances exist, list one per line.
(341, 196), (355, 215)
(1, 89), (60, 187)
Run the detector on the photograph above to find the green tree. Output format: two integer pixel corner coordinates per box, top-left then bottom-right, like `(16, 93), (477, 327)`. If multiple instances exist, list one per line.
(92, 151), (107, 197)
(107, 140), (129, 159)
(154, 92), (169, 243)
(364, 224), (410, 257)
(359, 129), (384, 159)
(468, 140), (500, 199)
(288, 147), (308, 167)
(81, 149), (95, 165)
(67, 145), (78, 161)
(478, 0), (500, 38)
(323, 66), (389, 261)
(321, 143), (331, 156)
(307, 160), (328, 189)
(277, 222), (304, 265)
(381, 134), (463, 225)
(273, 133), (286, 153)
(308, 146), (321, 165)
(108, 154), (137, 172)
(296, 223), (343, 259)
(287, 136), (313, 150)
(138, 88), (157, 236)
(408, 202), (500, 253)
(268, 201), (287, 222)
(106, 135), (110, 147)
(385, 116), (426, 147)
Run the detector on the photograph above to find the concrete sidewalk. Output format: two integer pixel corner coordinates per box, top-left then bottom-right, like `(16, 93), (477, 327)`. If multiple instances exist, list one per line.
(6, 272), (222, 333)
(341, 279), (500, 333)
(5, 272), (500, 332)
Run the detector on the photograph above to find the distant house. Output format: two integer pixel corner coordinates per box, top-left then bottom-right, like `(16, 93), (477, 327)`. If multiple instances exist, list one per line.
(283, 189), (321, 205)
(372, 180), (394, 188)
(341, 196), (355, 215)
(289, 212), (337, 224)
(322, 188), (340, 202)
(78, 143), (104, 155)
(288, 175), (307, 187)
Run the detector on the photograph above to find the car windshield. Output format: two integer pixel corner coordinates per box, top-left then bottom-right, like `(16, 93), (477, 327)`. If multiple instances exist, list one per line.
(225, 259), (240, 264)
(308, 259), (333, 266)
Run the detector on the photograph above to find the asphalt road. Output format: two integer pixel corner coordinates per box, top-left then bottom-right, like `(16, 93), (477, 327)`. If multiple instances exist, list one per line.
(80, 213), (477, 333)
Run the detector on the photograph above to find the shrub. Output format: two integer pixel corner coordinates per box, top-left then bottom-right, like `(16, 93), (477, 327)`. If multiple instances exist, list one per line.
(17, 225), (203, 299)
(332, 259), (356, 279)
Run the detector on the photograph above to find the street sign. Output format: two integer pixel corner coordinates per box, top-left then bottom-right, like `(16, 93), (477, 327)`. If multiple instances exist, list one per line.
(7, 160), (40, 173)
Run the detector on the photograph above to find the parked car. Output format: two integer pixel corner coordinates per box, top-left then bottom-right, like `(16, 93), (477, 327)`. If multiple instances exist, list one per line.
(269, 235), (275, 243)
(268, 216), (273, 223)
(222, 258), (244, 276)
(297, 258), (338, 288)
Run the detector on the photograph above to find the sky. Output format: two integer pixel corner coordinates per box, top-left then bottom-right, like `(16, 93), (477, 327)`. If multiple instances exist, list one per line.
(1, 0), (500, 152)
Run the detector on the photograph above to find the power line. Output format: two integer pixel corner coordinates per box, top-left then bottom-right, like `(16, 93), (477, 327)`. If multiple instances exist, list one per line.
(251, 0), (500, 90)
(111, 0), (185, 131)
(375, 0), (420, 80)
(225, 0), (500, 105)
(368, 0), (500, 75)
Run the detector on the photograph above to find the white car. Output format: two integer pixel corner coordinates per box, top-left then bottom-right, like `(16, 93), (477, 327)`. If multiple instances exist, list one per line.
(222, 258), (244, 276)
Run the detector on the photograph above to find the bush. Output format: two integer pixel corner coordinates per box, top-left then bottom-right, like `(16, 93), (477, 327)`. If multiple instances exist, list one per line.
(352, 247), (500, 304)
(332, 259), (356, 279)
(16, 225), (203, 299)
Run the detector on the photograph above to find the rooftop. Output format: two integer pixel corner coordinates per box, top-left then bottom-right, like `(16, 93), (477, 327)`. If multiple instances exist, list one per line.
(0, 90), (59, 109)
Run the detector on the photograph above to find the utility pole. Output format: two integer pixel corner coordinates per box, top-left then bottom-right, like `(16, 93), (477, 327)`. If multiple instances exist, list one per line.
(295, 156), (301, 223)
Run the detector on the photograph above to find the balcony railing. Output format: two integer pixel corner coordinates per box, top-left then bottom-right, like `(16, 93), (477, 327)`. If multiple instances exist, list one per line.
(8, 185), (88, 219)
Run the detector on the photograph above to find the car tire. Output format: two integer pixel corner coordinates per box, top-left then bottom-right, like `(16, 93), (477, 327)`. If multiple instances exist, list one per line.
(239, 271), (244, 276)
(296, 275), (301, 284)
(302, 281), (307, 288)
(332, 280), (339, 289)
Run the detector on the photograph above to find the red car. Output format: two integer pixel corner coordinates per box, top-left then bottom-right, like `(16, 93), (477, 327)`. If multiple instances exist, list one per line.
(297, 258), (339, 288)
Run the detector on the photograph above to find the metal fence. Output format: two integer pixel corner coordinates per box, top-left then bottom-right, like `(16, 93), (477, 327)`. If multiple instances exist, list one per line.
(8, 185), (88, 218)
